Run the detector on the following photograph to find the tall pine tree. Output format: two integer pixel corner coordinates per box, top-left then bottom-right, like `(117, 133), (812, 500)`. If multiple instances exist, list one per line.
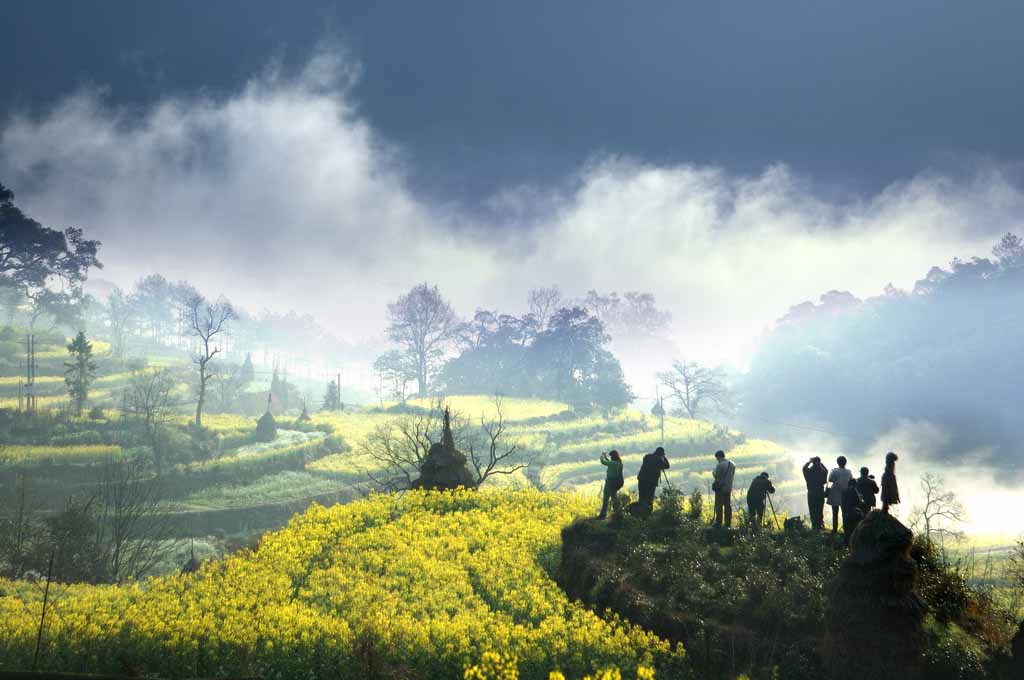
(322, 380), (340, 410)
(64, 331), (97, 415)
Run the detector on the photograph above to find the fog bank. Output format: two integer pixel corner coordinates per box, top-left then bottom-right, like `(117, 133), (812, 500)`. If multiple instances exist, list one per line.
(3, 50), (1023, 365)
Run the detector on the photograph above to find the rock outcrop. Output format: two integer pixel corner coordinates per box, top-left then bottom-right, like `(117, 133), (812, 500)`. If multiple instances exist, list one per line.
(824, 510), (927, 680)
(411, 408), (477, 491)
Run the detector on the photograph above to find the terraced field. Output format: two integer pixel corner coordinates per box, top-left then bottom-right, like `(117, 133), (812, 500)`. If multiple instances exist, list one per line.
(0, 326), (797, 569)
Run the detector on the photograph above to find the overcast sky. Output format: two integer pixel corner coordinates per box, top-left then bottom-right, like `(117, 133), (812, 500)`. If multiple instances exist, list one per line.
(3, 2), (1024, 362)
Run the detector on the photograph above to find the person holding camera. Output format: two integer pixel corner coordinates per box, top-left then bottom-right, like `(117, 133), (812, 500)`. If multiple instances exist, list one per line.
(597, 450), (624, 519)
(637, 446), (670, 512)
(802, 457), (829, 530)
(712, 449), (736, 527)
(746, 471), (775, 531)
(856, 466), (879, 510)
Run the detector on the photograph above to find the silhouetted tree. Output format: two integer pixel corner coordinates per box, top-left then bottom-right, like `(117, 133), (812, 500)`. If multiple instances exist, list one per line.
(187, 294), (234, 427)
(385, 283), (459, 396)
(374, 350), (417, 403)
(658, 360), (734, 419)
(993, 232), (1024, 268)
(527, 285), (563, 331)
(465, 397), (535, 485)
(124, 367), (179, 475)
(106, 287), (134, 360)
(909, 474), (966, 544)
(532, 307), (634, 412)
(238, 352), (255, 385)
(131, 274), (175, 342)
(0, 183), (101, 326)
(580, 289), (671, 339)
(64, 331), (97, 415)
(322, 379), (341, 410)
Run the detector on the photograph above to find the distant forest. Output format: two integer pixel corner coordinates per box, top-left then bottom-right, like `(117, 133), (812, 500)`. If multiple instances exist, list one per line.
(742, 233), (1024, 472)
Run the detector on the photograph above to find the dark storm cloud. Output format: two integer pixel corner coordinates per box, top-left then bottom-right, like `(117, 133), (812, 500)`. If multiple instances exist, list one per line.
(4, 2), (1024, 201)
(2, 50), (1023, 364)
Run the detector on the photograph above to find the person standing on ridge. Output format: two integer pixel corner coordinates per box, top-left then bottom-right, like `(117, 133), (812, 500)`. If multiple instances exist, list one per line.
(827, 456), (854, 535)
(746, 471), (775, 531)
(881, 451), (900, 513)
(856, 467), (879, 510)
(712, 450), (736, 528)
(597, 450), (624, 519)
(803, 456), (829, 530)
(637, 446), (670, 512)
(841, 478), (866, 547)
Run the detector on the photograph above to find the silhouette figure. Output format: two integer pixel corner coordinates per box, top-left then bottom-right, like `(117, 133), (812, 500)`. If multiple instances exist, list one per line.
(827, 456), (853, 535)
(841, 478), (866, 547)
(746, 471), (775, 530)
(881, 451), (900, 513)
(803, 456), (829, 530)
(856, 467), (879, 509)
(597, 449), (624, 519)
(637, 446), (670, 512)
(712, 450), (736, 527)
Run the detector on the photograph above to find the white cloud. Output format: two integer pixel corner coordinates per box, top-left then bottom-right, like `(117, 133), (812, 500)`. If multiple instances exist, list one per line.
(3, 51), (1022, 365)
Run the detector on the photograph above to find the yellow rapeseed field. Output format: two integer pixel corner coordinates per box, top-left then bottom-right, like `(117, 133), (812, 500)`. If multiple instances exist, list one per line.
(0, 443), (122, 464)
(0, 489), (680, 679)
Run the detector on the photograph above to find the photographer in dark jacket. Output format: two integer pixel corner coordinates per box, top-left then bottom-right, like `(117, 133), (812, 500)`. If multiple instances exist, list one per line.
(637, 446), (670, 511)
(802, 457), (828, 530)
(746, 472), (775, 531)
(856, 467), (879, 510)
(841, 479), (867, 547)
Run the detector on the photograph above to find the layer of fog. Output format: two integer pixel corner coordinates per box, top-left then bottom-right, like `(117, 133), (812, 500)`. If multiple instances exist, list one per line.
(3, 49), (1024, 370)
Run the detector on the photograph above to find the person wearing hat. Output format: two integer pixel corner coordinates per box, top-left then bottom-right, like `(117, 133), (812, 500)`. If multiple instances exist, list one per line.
(637, 446), (670, 512)
(712, 450), (736, 527)
(827, 456), (854, 535)
(802, 456), (829, 530)
(881, 451), (900, 513)
(746, 471), (775, 531)
(856, 466), (879, 510)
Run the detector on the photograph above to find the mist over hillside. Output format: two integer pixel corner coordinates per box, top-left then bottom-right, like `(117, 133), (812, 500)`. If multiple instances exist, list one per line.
(4, 50), (1024, 367)
(741, 235), (1024, 481)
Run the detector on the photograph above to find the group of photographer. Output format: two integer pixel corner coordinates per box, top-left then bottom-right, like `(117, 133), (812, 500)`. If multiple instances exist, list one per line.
(599, 446), (771, 527)
(597, 445), (902, 543)
(803, 451), (900, 544)
(597, 446), (670, 519)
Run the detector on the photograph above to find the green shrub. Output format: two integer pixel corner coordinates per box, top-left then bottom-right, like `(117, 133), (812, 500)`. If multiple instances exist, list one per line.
(915, 538), (971, 623)
(323, 434), (345, 453)
(922, 619), (986, 680)
(687, 488), (704, 520)
(658, 485), (685, 526)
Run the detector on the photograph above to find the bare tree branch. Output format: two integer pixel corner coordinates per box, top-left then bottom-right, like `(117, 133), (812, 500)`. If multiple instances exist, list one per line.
(657, 359), (734, 420)
(187, 294), (235, 427)
(466, 396), (535, 485)
(910, 473), (967, 544)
